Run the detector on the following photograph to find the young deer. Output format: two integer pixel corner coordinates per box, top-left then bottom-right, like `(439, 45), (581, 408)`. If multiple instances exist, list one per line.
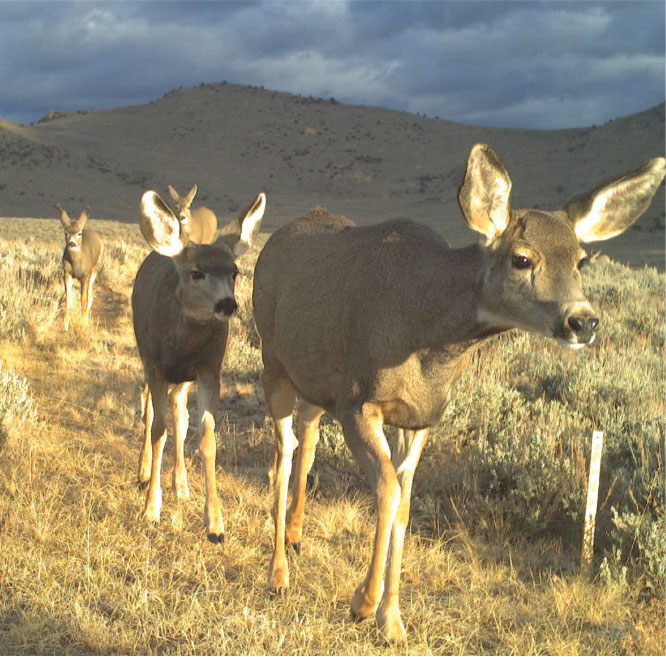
(133, 190), (265, 543)
(252, 144), (665, 642)
(56, 204), (104, 331)
(167, 184), (218, 244)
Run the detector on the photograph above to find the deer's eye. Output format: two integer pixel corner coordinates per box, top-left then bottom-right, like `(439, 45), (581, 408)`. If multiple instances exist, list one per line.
(191, 270), (205, 281)
(511, 254), (532, 270)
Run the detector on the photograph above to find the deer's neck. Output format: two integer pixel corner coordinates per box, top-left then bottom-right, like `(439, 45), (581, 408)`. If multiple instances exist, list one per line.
(416, 243), (502, 349)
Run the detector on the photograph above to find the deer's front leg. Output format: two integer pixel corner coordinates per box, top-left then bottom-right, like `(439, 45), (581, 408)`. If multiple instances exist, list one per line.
(63, 270), (73, 331)
(80, 274), (90, 321)
(197, 372), (224, 544)
(137, 383), (152, 486)
(376, 428), (429, 643)
(143, 376), (168, 523)
(84, 271), (97, 318)
(169, 381), (192, 501)
(343, 403), (400, 622)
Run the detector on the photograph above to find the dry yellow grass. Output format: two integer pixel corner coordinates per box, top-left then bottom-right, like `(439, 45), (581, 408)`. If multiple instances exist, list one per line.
(0, 217), (663, 655)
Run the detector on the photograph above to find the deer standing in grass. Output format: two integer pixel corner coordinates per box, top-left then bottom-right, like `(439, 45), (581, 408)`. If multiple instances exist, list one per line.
(56, 204), (103, 331)
(133, 190), (265, 543)
(168, 184), (218, 244)
(252, 144), (665, 642)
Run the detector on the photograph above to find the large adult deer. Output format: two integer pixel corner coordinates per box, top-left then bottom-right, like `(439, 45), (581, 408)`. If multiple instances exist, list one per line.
(167, 184), (218, 244)
(56, 203), (104, 331)
(133, 190), (265, 543)
(252, 144), (665, 641)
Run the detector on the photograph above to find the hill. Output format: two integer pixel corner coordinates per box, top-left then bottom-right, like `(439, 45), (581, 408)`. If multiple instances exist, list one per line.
(0, 82), (664, 266)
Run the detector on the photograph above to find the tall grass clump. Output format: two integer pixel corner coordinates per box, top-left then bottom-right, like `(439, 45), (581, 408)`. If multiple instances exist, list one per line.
(0, 361), (39, 455)
(0, 239), (63, 340)
(425, 260), (664, 593)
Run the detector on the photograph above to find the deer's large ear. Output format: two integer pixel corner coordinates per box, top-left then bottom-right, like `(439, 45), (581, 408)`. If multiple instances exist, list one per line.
(219, 192), (266, 257)
(167, 185), (179, 202)
(139, 191), (188, 256)
(55, 203), (70, 227)
(566, 157), (665, 243)
(185, 185), (197, 206)
(458, 143), (512, 243)
(71, 207), (90, 232)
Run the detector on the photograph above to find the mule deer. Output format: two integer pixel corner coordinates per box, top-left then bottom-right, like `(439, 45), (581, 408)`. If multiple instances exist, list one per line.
(133, 190), (265, 543)
(56, 204), (104, 331)
(252, 144), (665, 641)
(167, 184), (218, 244)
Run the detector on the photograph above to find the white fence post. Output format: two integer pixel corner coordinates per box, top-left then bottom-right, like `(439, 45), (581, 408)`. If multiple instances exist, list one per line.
(581, 430), (604, 578)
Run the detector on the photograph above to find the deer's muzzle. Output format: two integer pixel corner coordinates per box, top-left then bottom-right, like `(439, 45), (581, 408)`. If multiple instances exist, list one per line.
(557, 304), (599, 349)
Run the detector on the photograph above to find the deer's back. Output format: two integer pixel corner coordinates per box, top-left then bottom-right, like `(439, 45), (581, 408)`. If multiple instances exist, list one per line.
(253, 209), (472, 422)
(189, 207), (218, 244)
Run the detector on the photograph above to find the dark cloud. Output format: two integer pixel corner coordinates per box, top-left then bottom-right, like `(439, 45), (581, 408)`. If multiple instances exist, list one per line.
(0, 0), (663, 128)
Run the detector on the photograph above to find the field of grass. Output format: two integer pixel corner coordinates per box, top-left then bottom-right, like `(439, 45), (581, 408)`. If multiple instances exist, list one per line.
(0, 216), (663, 655)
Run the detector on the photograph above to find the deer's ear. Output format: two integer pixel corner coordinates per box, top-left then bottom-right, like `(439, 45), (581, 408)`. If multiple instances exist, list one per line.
(185, 185), (198, 206)
(167, 185), (179, 202)
(219, 192), (266, 257)
(566, 157), (665, 242)
(458, 143), (512, 243)
(139, 191), (188, 256)
(55, 203), (70, 227)
(70, 208), (90, 233)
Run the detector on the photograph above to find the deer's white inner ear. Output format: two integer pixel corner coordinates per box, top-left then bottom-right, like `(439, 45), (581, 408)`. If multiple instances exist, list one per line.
(140, 191), (184, 257)
(239, 192), (266, 247)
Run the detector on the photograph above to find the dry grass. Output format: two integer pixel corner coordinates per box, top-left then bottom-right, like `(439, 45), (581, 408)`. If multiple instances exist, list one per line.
(0, 217), (663, 655)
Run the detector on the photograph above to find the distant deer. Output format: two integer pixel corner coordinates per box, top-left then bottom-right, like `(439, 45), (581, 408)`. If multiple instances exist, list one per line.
(56, 203), (104, 331)
(133, 189), (265, 544)
(167, 184), (218, 244)
(252, 144), (665, 642)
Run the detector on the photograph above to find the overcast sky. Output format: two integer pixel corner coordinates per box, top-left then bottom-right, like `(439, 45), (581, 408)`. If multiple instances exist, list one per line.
(0, 0), (663, 129)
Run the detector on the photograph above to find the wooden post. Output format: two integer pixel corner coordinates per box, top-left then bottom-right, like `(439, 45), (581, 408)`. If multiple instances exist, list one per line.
(581, 430), (604, 578)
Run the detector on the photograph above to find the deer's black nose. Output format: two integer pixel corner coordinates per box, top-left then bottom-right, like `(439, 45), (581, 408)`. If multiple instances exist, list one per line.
(567, 315), (599, 336)
(215, 298), (237, 316)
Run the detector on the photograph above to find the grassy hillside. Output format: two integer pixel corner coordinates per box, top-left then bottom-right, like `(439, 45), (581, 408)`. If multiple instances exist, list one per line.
(0, 217), (663, 655)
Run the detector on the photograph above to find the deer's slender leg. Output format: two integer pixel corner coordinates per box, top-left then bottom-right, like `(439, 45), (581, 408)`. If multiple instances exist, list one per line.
(143, 375), (168, 523)
(63, 270), (73, 331)
(80, 274), (90, 321)
(376, 428), (429, 642)
(286, 399), (325, 549)
(342, 402), (400, 622)
(85, 271), (97, 317)
(169, 381), (192, 500)
(196, 371), (223, 543)
(264, 360), (298, 591)
(138, 383), (152, 486)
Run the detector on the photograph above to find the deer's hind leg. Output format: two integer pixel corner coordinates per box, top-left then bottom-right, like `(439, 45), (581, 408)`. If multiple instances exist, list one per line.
(263, 356), (298, 591)
(285, 398), (325, 551)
